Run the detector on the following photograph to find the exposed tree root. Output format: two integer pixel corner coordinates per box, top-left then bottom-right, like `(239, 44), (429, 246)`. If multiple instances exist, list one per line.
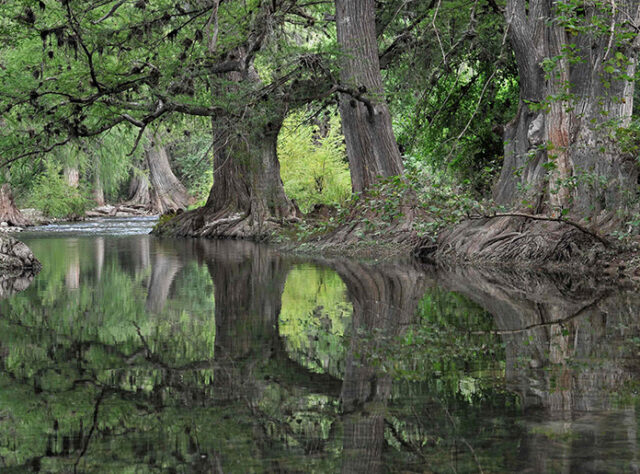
(417, 215), (610, 267)
(152, 206), (298, 240)
(310, 190), (422, 253)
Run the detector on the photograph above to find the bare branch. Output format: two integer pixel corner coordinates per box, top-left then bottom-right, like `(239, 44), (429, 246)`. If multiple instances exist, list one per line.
(91, 0), (128, 24)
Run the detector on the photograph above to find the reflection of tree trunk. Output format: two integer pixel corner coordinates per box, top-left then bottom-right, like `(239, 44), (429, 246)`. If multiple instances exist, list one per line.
(199, 241), (288, 402)
(65, 241), (80, 290)
(145, 252), (182, 314)
(94, 237), (104, 282)
(437, 267), (640, 471)
(135, 236), (151, 276)
(195, 241), (343, 403)
(330, 261), (427, 474)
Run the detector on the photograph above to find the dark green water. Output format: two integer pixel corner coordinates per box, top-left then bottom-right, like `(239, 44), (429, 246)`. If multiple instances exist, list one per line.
(0, 218), (639, 472)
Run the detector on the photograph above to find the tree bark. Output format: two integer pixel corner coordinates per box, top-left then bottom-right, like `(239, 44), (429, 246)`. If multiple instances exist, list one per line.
(123, 139), (191, 214)
(126, 169), (152, 208)
(335, 0), (404, 193)
(154, 46), (298, 240)
(430, 2), (640, 264)
(495, 0), (640, 218)
(0, 184), (31, 227)
(145, 136), (192, 214)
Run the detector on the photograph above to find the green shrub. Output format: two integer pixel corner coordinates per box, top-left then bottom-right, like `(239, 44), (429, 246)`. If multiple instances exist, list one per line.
(29, 162), (92, 219)
(278, 111), (351, 213)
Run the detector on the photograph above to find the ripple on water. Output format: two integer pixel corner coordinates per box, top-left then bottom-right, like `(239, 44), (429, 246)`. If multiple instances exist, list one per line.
(21, 216), (159, 237)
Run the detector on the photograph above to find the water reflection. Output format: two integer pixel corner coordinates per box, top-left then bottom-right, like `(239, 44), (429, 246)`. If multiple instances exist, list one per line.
(0, 233), (638, 472)
(331, 260), (427, 474)
(439, 266), (640, 472)
(0, 267), (37, 300)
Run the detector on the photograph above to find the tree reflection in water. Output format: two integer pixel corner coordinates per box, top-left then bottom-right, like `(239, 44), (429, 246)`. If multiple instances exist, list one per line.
(0, 236), (639, 472)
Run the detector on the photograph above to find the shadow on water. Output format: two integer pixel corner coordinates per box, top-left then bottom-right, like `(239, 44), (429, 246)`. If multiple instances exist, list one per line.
(0, 230), (639, 472)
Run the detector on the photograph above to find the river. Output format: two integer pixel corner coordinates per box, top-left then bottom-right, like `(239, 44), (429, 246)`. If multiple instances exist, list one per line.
(0, 218), (638, 472)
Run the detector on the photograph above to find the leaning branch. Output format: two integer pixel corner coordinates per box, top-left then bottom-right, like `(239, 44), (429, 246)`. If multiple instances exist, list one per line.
(333, 85), (376, 122)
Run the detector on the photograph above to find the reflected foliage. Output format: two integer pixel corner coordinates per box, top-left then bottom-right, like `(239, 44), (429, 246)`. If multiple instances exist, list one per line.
(0, 236), (639, 472)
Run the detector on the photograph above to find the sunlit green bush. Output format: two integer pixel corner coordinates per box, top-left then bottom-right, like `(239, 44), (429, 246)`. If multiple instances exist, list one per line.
(278, 111), (351, 213)
(28, 162), (92, 219)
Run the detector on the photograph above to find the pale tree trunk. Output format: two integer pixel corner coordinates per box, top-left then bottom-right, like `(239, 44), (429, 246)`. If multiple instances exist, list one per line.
(93, 173), (105, 206)
(126, 169), (152, 208)
(64, 167), (79, 188)
(495, 0), (640, 218)
(145, 136), (192, 214)
(0, 184), (31, 227)
(335, 0), (404, 193)
(123, 140), (191, 214)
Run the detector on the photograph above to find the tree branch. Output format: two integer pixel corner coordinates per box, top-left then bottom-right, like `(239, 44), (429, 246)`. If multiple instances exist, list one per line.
(471, 212), (612, 247)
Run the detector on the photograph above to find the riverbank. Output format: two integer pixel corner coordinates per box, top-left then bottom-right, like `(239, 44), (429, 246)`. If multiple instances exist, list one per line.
(275, 208), (640, 287)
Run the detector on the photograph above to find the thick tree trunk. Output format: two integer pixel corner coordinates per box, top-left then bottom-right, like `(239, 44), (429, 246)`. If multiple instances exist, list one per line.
(123, 141), (191, 215)
(429, 1), (640, 265)
(154, 45), (298, 240)
(495, 0), (640, 218)
(154, 115), (298, 239)
(0, 184), (31, 227)
(145, 137), (192, 214)
(335, 0), (404, 193)
(126, 169), (152, 208)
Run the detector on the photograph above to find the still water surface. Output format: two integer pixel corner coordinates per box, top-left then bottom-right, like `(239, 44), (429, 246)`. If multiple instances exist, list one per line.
(0, 218), (639, 472)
